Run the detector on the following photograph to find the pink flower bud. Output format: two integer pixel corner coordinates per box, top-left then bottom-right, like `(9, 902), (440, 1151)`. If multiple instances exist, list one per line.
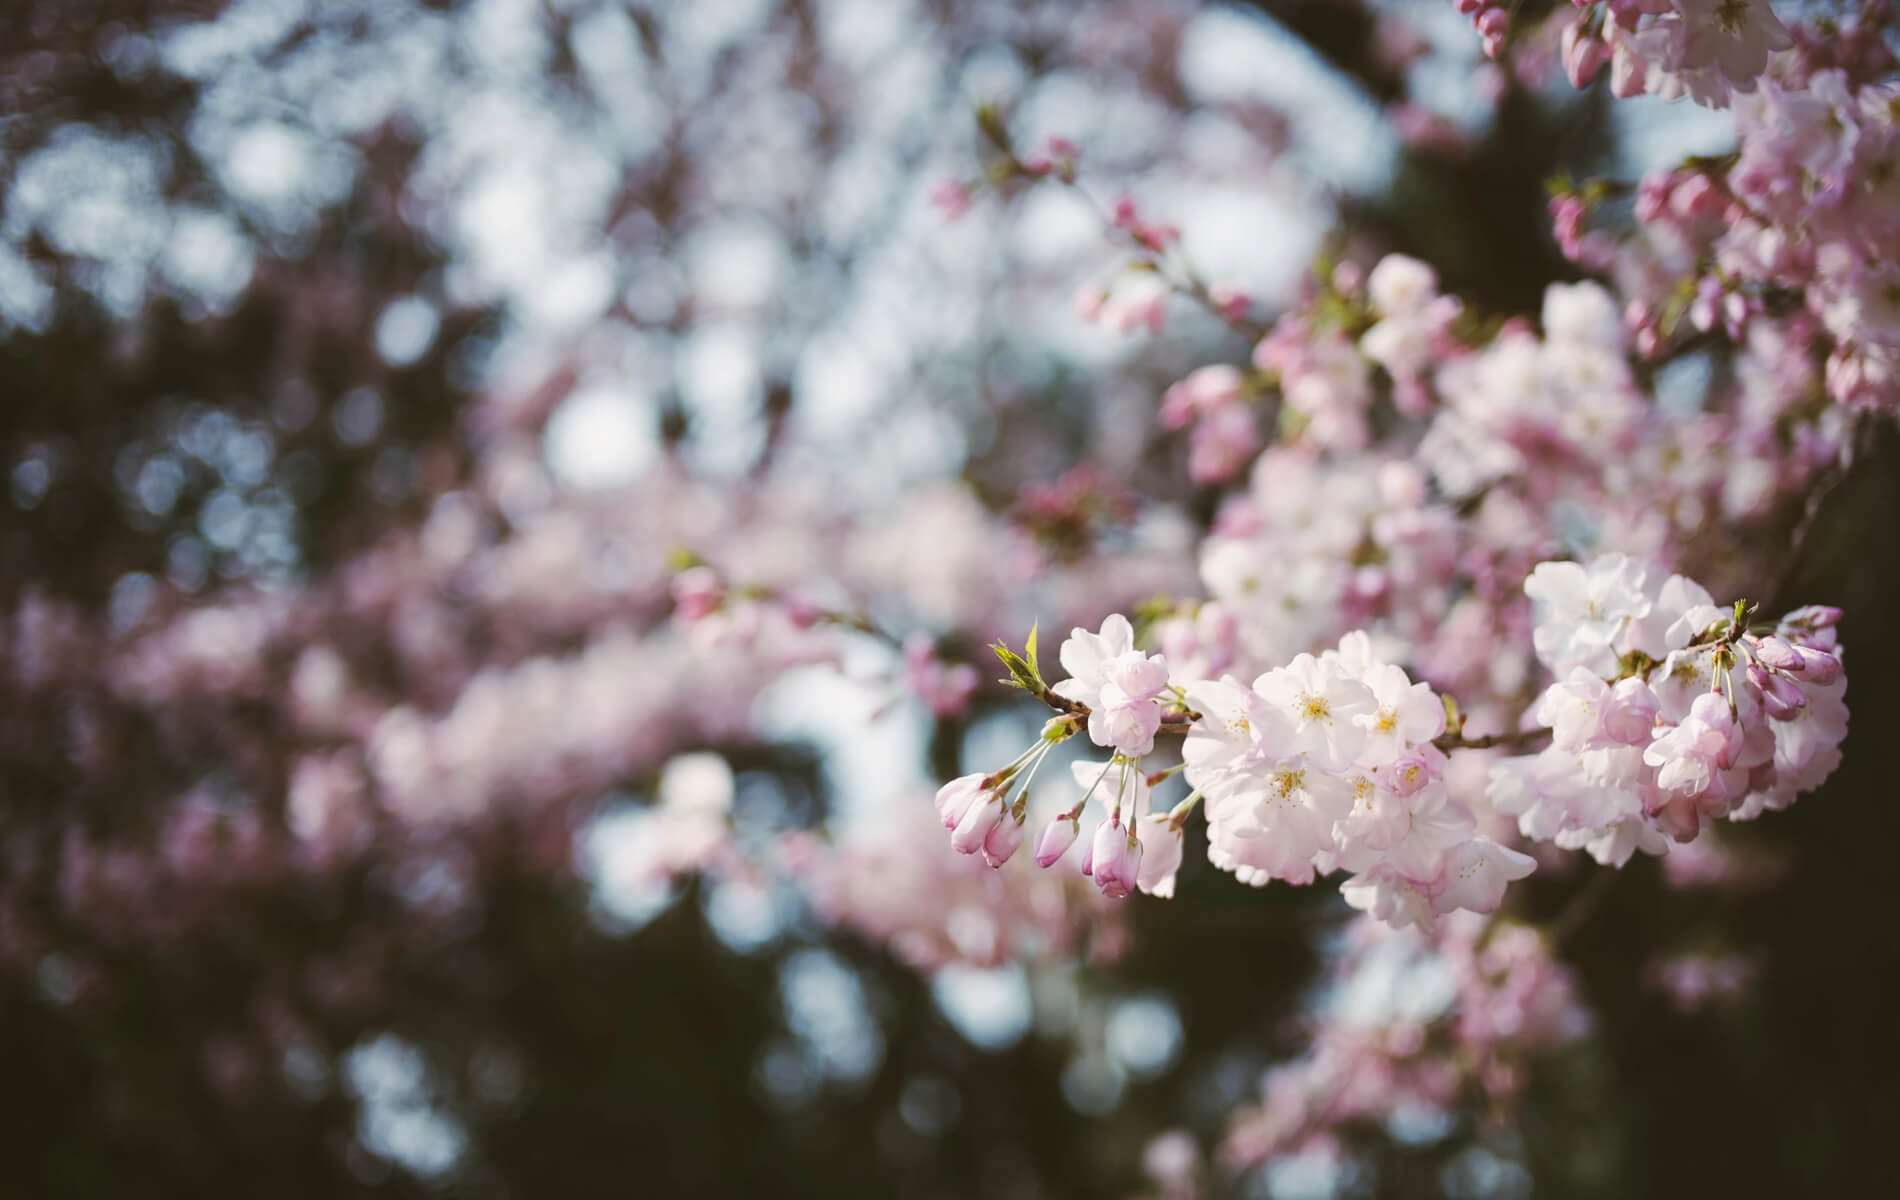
(1209, 284), (1252, 320)
(1561, 24), (1607, 87)
(981, 812), (1027, 868)
(935, 773), (988, 830)
(1136, 220), (1180, 250)
(1033, 814), (1081, 867)
(1792, 645), (1842, 685)
(1786, 605), (1843, 630)
(1758, 671), (1808, 720)
(950, 789), (1003, 854)
(781, 596), (822, 629)
(1090, 819), (1142, 899)
(1610, 43), (1646, 97)
(1752, 635), (1803, 672)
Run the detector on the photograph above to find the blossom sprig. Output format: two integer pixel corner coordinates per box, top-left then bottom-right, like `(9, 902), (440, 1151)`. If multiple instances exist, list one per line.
(935, 710), (1082, 870)
(933, 552), (1847, 932)
(959, 106), (1268, 340)
(945, 612), (1537, 928)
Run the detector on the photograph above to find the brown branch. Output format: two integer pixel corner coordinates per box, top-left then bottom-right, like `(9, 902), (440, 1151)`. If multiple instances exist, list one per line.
(1031, 687), (1201, 728)
(1433, 728), (1551, 753)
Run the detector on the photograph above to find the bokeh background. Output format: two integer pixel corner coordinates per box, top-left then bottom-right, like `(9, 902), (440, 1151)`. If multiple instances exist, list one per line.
(3, 1), (1899, 1197)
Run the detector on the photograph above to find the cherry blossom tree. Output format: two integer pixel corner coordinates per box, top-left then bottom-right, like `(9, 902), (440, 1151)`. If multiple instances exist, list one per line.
(3, 1), (1899, 1197)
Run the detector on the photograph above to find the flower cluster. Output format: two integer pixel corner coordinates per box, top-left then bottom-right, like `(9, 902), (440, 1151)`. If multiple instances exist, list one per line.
(1541, 1), (1900, 411)
(932, 616), (1196, 900)
(1158, 365), (1259, 485)
(929, 550), (1846, 934)
(1489, 554), (1848, 864)
(1185, 632), (1533, 932)
(1562, 0), (1795, 108)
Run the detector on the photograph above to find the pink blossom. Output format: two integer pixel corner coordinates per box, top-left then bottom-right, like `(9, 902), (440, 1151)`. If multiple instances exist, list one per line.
(1254, 653), (1376, 771)
(1644, 691), (1742, 800)
(1135, 814), (1185, 898)
(1524, 555), (1652, 675)
(1089, 817), (1142, 899)
(1055, 616), (1173, 758)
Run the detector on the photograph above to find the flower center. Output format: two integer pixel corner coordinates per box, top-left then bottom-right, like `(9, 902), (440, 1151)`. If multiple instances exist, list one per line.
(1272, 768), (1306, 801)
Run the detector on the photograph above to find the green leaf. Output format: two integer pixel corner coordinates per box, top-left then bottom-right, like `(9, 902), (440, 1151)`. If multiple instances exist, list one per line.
(991, 640), (1038, 692)
(1025, 621), (1040, 679)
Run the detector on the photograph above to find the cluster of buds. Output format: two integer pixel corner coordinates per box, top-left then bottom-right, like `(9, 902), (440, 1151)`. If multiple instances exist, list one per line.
(1110, 194), (1180, 255)
(936, 765), (1033, 870)
(1030, 757), (1188, 900)
(1456, 0), (1516, 59)
(929, 617), (1197, 899)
